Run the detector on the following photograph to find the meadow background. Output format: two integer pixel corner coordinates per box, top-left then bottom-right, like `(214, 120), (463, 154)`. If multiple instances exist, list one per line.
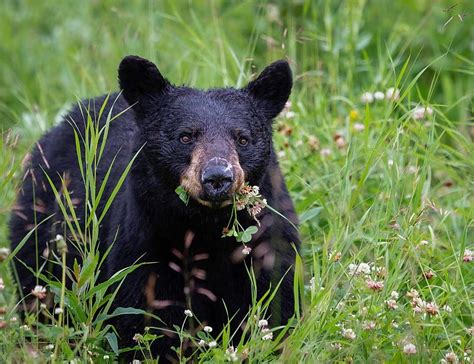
(0, 0), (473, 362)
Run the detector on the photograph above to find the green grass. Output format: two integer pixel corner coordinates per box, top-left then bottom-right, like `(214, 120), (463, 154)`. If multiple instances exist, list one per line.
(0, 0), (473, 362)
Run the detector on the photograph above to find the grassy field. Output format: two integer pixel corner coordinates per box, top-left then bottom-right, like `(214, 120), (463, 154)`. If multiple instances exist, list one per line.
(1, 0), (473, 362)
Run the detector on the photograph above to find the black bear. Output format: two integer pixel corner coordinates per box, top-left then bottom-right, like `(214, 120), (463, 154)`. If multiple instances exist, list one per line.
(9, 55), (299, 360)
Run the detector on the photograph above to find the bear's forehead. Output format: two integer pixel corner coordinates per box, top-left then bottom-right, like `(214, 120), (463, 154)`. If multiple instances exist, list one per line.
(161, 88), (256, 128)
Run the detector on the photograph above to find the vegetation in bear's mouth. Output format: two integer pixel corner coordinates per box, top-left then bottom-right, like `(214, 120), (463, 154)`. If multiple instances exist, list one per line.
(1, 1), (473, 363)
(176, 182), (267, 245)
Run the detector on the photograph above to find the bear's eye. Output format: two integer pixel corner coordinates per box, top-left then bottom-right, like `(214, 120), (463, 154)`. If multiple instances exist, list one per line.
(180, 134), (193, 144)
(238, 136), (249, 146)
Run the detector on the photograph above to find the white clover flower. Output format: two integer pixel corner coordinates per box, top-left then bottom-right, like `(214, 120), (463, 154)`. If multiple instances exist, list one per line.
(387, 159), (394, 167)
(403, 343), (417, 354)
(45, 344), (54, 350)
(31, 285), (47, 299)
(0, 247), (11, 262)
(341, 328), (356, 340)
(54, 307), (63, 315)
(361, 92), (374, 104)
(463, 249), (473, 262)
(208, 341), (217, 348)
(184, 309), (193, 318)
(132, 360), (141, 364)
(203, 325), (213, 333)
(242, 246), (252, 255)
(198, 339), (206, 346)
(386, 299), (398, 310)
(103, 355), (110, 360)
(262, 332), (273, 340)
(443, 351), (458, 363)
(0, 278), (4, 291)
(348, 262), (371, 276)
(412, 106), (434, 120)
(320, 148), (331, 157)
(362, 321), (376, 330)
(374, 91), (385, 100)
(353, 122), (365, 132)
(258, 319), (268, 328)
(386, 87), (400, 101)
(391, 291), (399, 300)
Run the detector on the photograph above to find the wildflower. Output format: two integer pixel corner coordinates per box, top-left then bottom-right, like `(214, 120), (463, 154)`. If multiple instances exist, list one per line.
(103, 355), (110, 360)
(443, 351), (458, 363)
(20, 324), (30, 330)
(366, 279), (384, 292)
(334, 133), (346, 149)
(406, 289), (419, 299)
(0, 307), (6, 315)
(407, 165), (417, 174)
(341, 328), (356, 340)
(262, 332), (273, 341)
(374, 91), (385, 100)
(198, 339), (206, 346)
(391, 291), (399, 300)
(226, 346), (238, 362)
(54, 307), (63, 315)
(239, 184), (253, 195)
(132, 360), (141, 364)
(320, 148), (331, 157)
(425, 302), (439, 316)
(55, 234), (68, 254)
(362, 321), (376, 330)
(242, 246), (252, 255)
(31, 285), (47, 300)
(248, 201), (264, 217)
(132, 333), (142, 342)
(386, 299), (398, 310)
(392, 321), (399, 329)
(40, 303), (47, 309)
(466, 326), (474, 335)
(418, 240), (429, 247)
(331, 251), (342, 262)
(349, 109), (359, 121)
(203, 326), (213, 333)
(0, 248), (10, 262)
(236, 199), (246, 211)
(403, 343), (417, 355)
(361, 92), (374, 104)
(423, 270), (435, 279)
(463, 249), (473, 262)
(308, 135), (319, 151)
(10, 317), (17, 323)
(184, 309), (193, 318)
(330, 343), (342, 351)
(443, 305), (452, 313)
(353, 122), (365, 132)
(386, 87), (400, 101)
(0, 277), (4, 291)
(388, 159), (394, 167)
(208, 341), (217, 348)
(258, 319), (268, 328)
(412, 106), (433, 120)
(45, 344), (54, 350)
(348, 262), (371, 276)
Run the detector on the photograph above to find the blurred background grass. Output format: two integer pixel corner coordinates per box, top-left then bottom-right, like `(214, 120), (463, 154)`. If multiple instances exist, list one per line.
(0, 0), (473, 362)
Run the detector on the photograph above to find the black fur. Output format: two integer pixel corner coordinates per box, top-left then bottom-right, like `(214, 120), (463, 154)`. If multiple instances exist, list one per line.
(9, 56), (300, 361)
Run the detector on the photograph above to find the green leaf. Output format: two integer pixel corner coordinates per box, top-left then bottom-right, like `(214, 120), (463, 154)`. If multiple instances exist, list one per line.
(175, 185), (190, 205)
(105, 332), (119, 355)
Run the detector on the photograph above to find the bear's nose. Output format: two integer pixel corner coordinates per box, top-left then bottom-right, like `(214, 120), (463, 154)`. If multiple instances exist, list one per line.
(201, 164), (234, 200)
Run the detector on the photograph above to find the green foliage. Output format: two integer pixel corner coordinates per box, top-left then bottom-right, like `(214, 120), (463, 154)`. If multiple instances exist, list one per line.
(0, 0), (473, 362)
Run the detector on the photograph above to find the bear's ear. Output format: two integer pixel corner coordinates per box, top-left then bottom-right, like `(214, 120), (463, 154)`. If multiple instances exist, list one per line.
(245, 60), (292, 120)
(118, 55), (168, 111)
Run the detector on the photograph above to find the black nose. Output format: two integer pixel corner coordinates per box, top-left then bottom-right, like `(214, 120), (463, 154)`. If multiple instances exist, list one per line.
(202, 165), (233, 199)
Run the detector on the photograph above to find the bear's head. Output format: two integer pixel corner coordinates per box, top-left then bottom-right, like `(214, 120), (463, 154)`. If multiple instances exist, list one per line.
(118, 55), (292, 209)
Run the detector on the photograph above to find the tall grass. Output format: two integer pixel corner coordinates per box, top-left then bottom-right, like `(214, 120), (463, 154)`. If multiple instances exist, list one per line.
(0, 0), (472, 362)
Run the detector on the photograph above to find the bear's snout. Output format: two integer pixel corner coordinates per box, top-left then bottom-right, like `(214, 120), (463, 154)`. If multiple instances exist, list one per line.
(201, 158), (234, 201)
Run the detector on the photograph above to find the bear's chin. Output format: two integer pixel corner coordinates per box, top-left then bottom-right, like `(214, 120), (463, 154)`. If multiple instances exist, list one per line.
(196, 197), (233, 209)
